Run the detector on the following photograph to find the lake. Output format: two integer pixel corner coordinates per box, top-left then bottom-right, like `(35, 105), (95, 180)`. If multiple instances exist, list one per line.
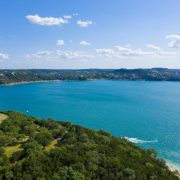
(0, 80), (180, 168)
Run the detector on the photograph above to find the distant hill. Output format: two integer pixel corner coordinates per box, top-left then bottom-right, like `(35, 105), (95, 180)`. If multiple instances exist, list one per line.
(0, 111), (179, 179)
(1, 68), (180, 84)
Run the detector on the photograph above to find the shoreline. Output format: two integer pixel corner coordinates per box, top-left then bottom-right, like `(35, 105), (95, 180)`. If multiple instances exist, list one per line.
(166, 160), (180, 176)
(0, 80), (61, 86)
(0, 110), (180, 178)
(1, 79), (180, 87)
(1, 80), (180, 178)
(0, 79), (102, 86)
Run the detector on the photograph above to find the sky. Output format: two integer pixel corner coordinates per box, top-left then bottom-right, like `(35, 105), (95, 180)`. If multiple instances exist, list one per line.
(0, 0), (180, 69)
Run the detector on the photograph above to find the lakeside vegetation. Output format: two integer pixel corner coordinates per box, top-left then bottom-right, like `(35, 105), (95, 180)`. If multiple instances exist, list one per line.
(1, 68), (180, 85)
(0, 111), (179, 179)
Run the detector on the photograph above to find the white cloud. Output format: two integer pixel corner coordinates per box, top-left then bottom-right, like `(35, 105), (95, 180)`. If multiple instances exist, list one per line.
(96, 46), (153, 58)
(96, 48), (117, 58)
(56, 50), (94, 59)
(63, 15), (72, 19)
(0, 53), (9, 61)
(147, 44), (161, 51)
(77, 20), (93, 27)
(115, 46), (153, 56)
(26, 51), (51, 59)
(166, 35), (180, 49)
(26, 50), (94, 60)
(96, 45), (175, 58)
(147, 44), (175, 56)
(26, 14), (69, 26)
(80, 41), (91, 46)
(57, 40), (65, 46)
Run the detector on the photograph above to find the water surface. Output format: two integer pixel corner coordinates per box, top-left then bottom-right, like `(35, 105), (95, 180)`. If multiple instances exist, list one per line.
(0, 80), (180, 166)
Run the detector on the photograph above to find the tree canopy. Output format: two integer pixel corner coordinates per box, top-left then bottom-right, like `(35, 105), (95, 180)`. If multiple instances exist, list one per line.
(0, 111), (179, 180)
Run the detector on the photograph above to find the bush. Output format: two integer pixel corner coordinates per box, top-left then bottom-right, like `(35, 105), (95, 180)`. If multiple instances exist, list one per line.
(34, 131), (53, 146)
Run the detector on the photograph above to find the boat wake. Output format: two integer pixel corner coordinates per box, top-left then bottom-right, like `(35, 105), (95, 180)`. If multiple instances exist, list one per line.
(124, 137), (158, 144)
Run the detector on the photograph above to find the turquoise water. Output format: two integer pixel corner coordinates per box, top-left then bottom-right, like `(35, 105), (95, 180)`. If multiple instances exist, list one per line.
(0, 80), (180, 166)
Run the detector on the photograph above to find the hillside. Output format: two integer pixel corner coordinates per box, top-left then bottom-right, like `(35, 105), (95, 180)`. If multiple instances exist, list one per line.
(0, 111), (179, 179)
(1, 68), (180, 84)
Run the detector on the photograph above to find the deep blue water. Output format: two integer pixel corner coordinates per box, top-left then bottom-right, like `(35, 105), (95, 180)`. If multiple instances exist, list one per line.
(0, 80), (180, 167)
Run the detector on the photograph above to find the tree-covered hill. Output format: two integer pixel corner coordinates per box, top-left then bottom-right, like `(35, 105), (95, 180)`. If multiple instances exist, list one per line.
(0, 111), (179, 179)
(1, 68), (180, 84)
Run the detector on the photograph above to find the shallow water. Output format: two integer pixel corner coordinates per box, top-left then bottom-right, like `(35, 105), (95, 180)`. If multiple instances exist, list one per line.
(0, 80), (180, 166)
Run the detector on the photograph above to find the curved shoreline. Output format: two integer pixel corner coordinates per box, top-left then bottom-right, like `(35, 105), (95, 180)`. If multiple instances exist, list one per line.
(166, 161), (180, 175)
(1, 79), (180, 87)
(1, 81), (180, 178)
(0, 80), (61, 86)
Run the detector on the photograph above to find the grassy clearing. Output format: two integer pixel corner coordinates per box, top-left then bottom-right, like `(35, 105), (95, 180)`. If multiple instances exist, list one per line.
(0, 113), (8, 124)
(45, 139), (58, 151)
(4, 144), (23, 157)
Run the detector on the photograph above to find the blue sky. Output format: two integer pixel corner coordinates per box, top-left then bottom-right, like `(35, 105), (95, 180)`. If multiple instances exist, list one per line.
(0, 0), (180, 69)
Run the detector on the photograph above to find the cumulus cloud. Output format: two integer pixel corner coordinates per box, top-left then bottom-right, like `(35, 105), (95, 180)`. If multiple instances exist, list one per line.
(96, 46), (175, 58)
(26, 14), (70, 26)
(26, 50), (94, 60)
(96, 46), (153, 58)
(56, 50), (94, 59)
(147, 44), (161, 51)
(56, 40), (65, 46)
(77, 20), (93, 27)
(147, 44), (176, 56)
(80, 41), (91, 46)
(115, 46), (153, 56)
(0, 53), (9, 61)
(166, 35), (180, 49)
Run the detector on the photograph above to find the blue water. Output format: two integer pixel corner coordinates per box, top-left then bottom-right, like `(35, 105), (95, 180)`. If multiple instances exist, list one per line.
(0, 80), (180, 166)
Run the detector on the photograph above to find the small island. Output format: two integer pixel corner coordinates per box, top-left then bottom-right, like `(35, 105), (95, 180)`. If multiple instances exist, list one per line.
(0, 111), (179, 179)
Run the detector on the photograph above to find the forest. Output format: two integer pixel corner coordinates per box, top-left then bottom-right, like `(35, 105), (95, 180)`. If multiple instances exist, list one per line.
(1, 68), (180, 84)
(0, 111), (179, 179)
